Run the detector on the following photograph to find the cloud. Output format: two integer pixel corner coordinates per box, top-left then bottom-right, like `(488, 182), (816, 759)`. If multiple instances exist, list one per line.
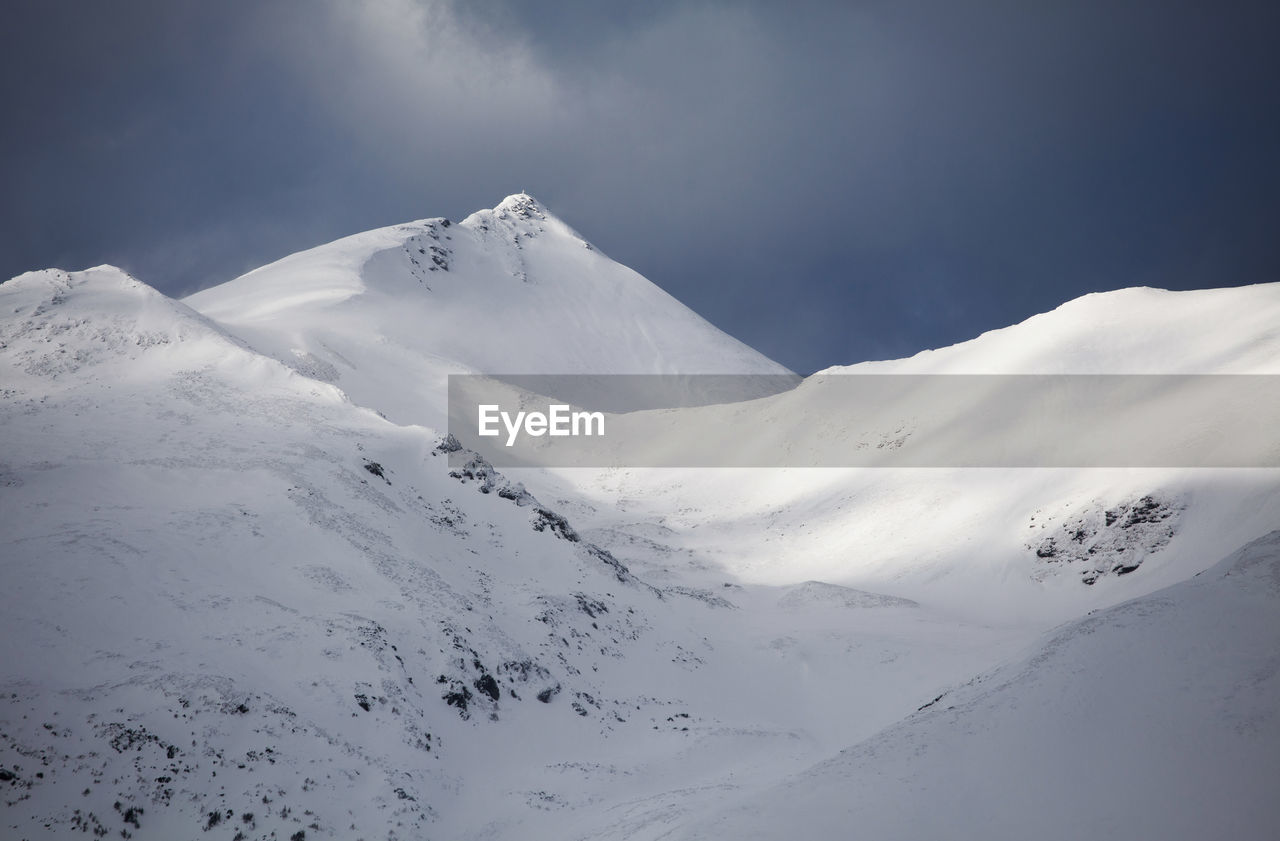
(251, 0), (565, 201)
(4, 1), (1278, 372)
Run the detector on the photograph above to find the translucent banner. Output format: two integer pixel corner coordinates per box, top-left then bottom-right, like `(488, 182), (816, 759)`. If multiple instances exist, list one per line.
(447, 374), (1280, 468)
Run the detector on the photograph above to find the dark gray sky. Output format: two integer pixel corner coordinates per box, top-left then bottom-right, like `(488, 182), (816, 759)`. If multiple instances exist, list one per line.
(4, 1), (1279, 373)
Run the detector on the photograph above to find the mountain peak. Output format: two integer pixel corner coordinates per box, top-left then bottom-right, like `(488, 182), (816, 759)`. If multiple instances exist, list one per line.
(495, 192), (543, 219)
(461, 192), (593, 250)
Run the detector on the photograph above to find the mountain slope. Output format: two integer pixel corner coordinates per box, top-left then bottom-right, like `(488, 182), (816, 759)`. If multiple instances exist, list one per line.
(184, 193), (791, 428)
(685, 530), (1280, 840)
(0, 267), (704, 838)
(844, 282), (1280, 374)
(541, 281), (1280, 620)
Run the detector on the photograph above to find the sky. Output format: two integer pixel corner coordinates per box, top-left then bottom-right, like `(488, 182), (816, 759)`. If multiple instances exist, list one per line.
(3, 0), (1279, 374)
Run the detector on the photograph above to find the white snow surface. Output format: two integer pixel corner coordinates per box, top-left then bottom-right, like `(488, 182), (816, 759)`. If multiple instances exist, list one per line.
(687, 530), (1280, 840)
(184, 193), (791, 428)
(2, 196), (1278, 839)
(840, 282), (1280, 374)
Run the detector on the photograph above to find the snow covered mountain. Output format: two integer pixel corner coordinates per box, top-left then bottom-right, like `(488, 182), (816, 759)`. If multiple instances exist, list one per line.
(530, 281), (1280, 622)
(2, 196), (1278, 839)
(0, 264), (793, 840)
(184, 194), (790, 428)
